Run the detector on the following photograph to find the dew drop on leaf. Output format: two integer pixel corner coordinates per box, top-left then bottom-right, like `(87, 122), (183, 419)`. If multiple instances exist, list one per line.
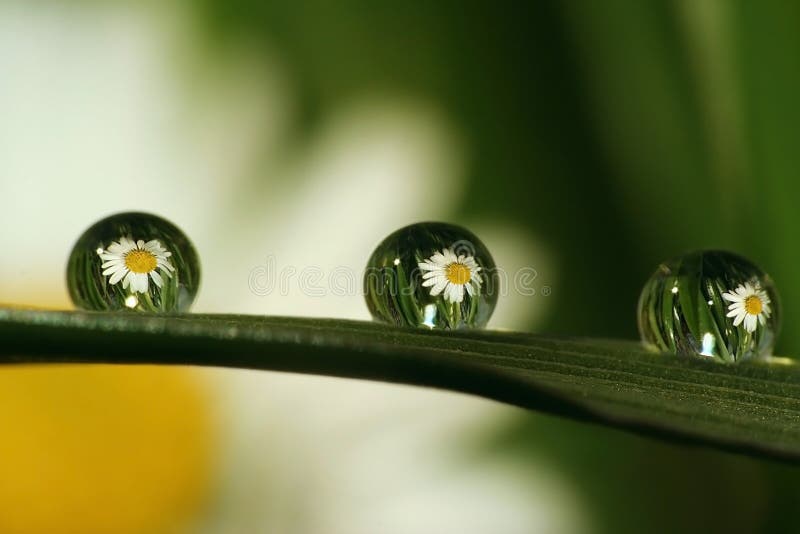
(364, 222), (498, 329)
(67, 212), (201, 313)
(638, 250), (780, 363)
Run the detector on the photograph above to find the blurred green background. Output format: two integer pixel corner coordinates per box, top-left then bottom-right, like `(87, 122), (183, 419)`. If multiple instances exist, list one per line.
(2, 0), (800, 532)
(195, 2), (800, 529)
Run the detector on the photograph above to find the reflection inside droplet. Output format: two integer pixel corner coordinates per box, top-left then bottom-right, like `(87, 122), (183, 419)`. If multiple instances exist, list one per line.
(364, 222), (498, 329)
(67, 212), (201, 313)
(638, 250), (781, 363)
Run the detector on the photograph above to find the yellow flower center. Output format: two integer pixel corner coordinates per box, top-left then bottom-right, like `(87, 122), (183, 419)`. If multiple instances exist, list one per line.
(445, 262), (471, 285)
(745, 295), (763, 316)
(125, 249), (157, 274)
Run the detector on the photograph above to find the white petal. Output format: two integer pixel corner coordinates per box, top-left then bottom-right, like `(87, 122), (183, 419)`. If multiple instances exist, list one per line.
(734, 286), (748, 297)
(449, 284), (465, 303)
(722, 292), (743, 303)
(465, 282), (475, 296)
(422, 275), (446, 287)
(732, 312), (745, 327)
(122, 271), (133, 289)
(429, 280), (448, 297)
(102, 265), (124, 276)
(150, 270), (164, 288)
(744, 314), (757, 333)
(134, 273), (149, 293)
(727, 301), (743, 312)
(759, 314), (766, 326)
(473, 280), (483, 295)
(726, 308), (742, 318)
(441, 284), (454, 302)
(108, 267), (128, 285)
(117, 238), (136, 252)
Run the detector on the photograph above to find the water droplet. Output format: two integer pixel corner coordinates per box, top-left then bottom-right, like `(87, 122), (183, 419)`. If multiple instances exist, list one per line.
(364, 222), (498, 329)
(67, 212), (201, 313)
(638, 250), (780, 363)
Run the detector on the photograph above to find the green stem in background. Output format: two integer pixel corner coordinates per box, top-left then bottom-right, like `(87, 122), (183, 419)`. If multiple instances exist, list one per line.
(2, 308), (800, 464)
(394, 263), (422, 326)
(143, 290), (158, 313)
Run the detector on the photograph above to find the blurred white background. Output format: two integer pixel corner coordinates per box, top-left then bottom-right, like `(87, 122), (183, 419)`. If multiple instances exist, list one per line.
(0, 2), (579, 533)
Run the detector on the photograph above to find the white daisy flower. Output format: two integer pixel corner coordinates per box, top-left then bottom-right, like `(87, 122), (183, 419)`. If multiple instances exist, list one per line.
(418, 248), (482, 304)
(98, 237), (175, 294)
(722, 282), (771, 333)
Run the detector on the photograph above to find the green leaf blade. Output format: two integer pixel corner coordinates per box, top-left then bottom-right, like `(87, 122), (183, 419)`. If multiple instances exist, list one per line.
(1, 308), (799, 462)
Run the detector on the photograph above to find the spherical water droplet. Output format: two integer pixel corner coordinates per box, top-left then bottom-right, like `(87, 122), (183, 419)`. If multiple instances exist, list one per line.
(638, 250), (780, 363)
(67, 212), (201, 313)
(364, 222), (498, 329)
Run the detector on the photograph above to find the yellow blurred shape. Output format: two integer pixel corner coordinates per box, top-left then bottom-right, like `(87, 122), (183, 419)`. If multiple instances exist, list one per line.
(0, 365), (215, 534)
